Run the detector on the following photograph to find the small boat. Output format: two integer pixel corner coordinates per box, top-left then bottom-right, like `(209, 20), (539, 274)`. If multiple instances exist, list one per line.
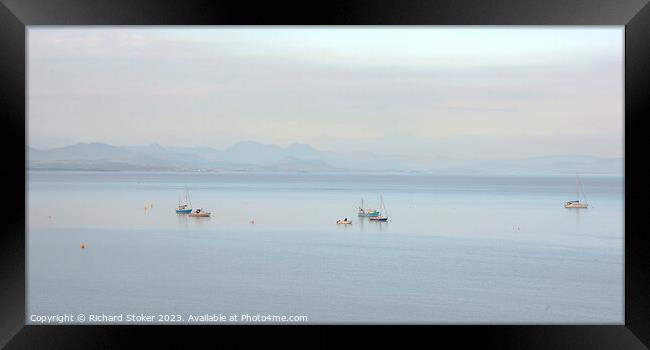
(175, 204), (192, 213)
(175, 185), (193, 213)
(564, 175), (589, 209)
(369, 195), (389, 221)
(337, 218), (352, 225)
(189, 208), (211, 217)
(564, 200), (588, 208)
(357, 198), (380, 217)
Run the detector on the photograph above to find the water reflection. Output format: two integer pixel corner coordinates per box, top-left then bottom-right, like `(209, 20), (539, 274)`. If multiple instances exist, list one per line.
(570, 207), (582, 233)
(189, 216), (210, 229)
(176, 213), (189, 228)
(370, 220), (389, 233)
(337, 222), (353, 232)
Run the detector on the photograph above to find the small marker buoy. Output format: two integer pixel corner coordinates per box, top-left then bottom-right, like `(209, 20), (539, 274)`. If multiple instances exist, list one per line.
(80, 244), (86, 249)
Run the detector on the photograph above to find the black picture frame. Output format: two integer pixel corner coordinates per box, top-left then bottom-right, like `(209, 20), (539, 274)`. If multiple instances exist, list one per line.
(1, 0), (648, 348)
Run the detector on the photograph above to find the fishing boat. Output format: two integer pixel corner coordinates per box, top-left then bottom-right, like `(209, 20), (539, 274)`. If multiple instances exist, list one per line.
(175, 204), (192, 213)
(564, 174), (589, 208)
(189, 208), (211, 217)
(175, 185), (193, 213)
(357, 198), (380, 217)
(369, 195), (389, 221)
(337, 218), (352, 225)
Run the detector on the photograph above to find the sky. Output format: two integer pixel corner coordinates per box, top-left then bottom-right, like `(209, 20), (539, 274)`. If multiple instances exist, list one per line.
(27, 27), (624, 160)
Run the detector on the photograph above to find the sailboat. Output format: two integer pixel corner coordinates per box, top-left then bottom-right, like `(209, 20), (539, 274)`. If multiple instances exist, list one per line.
(175, 185), (193, 213)
(357, 198), (380, 217)
(369, 195), (389, 221)
(564, 175), (589, 208)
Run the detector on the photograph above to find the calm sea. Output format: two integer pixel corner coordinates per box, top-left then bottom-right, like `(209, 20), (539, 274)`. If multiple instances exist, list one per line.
(27, 171), (624, 323)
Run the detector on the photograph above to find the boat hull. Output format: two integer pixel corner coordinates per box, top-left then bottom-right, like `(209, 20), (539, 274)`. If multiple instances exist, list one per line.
(369, 217), (388, 221)
(189, 212), (211, 217)
(175, 209), (192, 213)
(564, 203), (588, 208)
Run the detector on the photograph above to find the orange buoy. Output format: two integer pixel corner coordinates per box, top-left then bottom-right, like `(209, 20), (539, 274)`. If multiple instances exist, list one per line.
(80, 243), (86, 249)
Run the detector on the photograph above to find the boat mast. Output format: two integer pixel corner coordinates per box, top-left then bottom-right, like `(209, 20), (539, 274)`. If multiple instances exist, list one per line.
(185, 184), (192, 207)
(385, 197), (389, 217)
(577, 175), (588, 204)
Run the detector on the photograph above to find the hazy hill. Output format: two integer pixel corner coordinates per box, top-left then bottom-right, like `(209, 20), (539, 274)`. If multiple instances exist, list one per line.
(27, 142), (622, 175)
(219, 141), (285, 164)
(29, 142), (132, 161)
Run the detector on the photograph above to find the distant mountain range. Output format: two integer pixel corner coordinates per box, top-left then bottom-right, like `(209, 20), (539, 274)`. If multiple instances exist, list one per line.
(27, 141), (623, 175)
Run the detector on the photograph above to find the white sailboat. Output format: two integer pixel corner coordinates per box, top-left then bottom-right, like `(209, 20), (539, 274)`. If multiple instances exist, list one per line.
(564, 175), (589, 208)
(175, 185), (193, 213)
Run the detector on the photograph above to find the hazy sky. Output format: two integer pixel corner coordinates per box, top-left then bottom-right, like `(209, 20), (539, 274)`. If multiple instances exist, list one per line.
(28, 27), (623, 160)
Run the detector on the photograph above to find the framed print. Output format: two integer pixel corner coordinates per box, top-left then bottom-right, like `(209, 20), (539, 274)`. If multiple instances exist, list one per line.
(1, 0), (649, 348)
